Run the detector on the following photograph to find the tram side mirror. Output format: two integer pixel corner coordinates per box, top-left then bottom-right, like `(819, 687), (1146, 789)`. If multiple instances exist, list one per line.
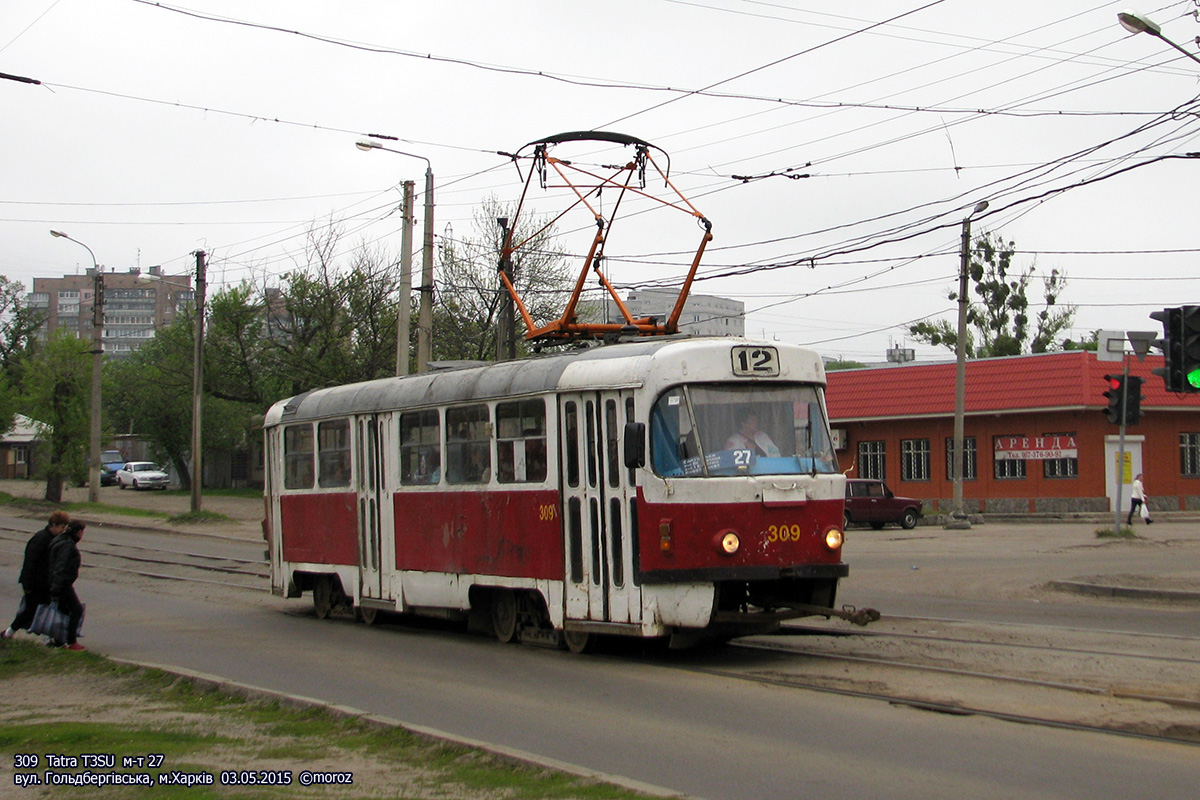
(624, 422), (646, 469)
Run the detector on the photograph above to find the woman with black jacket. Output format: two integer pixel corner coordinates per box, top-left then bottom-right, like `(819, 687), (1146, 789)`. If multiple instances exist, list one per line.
(48, 521), (86, 651)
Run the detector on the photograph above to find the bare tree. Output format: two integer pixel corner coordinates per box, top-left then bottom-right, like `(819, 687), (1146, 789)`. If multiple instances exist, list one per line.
(434, 196), (572, 362)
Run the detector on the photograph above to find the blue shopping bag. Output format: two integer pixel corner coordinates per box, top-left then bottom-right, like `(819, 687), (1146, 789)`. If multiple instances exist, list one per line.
(27, 601), (71, 643)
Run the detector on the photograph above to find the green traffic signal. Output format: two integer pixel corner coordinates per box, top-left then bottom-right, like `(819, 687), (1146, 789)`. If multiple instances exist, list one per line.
(1189, 368), (1200, 390)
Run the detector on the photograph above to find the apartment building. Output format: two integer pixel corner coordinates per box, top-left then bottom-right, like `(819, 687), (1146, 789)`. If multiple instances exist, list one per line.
(27, 266), (194, 357)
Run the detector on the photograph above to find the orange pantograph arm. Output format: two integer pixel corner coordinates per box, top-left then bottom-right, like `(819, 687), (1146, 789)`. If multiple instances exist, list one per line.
(498, 133), (712, 343)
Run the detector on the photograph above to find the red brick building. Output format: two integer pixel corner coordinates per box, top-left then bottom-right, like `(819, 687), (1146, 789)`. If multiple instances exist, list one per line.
(824, 351), (1200, 515)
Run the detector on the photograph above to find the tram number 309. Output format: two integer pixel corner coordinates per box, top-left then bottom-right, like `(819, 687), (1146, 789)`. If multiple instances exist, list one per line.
(766, 523), (805, 542)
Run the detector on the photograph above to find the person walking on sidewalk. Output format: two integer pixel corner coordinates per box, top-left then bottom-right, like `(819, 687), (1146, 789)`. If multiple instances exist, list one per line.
(48, 521), (87, 650)
(1128, 473), (1153, 525)
(2, 510), (69, 640)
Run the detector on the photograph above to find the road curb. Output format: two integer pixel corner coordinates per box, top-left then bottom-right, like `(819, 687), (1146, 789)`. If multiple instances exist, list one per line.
(108, 658), (702, 800)
(1046, 580), (1200, 603)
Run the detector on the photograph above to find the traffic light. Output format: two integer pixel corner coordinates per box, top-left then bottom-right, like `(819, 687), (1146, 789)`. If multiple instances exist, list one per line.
(1150, 307), (1182, 392)
(1124, 375), (1144, 425)
(1103, 374), (1125, 425)
(1182, 306), (1200, 392)
(1150, 305), (1200, 393)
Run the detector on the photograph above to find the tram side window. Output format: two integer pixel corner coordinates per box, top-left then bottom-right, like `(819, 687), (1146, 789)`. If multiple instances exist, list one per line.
(447, 405), (491, 484)
(401, 410), (441, 485)
(497, 400), (547, 484)
(317, 419), (351, 488)
(284, 424), (315, 490)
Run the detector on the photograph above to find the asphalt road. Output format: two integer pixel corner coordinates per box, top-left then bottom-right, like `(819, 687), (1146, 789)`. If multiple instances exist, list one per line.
(2, 507), (1199, 800)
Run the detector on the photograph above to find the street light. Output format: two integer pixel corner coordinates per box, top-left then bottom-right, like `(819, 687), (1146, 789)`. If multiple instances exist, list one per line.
(1117, 8), (1200, 66)
(356, 138), (435, 373)
(139, 251), (207, 513)
(49, 229), (103, 504)
(948, 201), (989, 530)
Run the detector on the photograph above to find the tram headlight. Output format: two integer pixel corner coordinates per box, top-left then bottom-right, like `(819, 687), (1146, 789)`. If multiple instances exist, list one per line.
(824, 527), (844, 551)
(715, 530), (740, 556)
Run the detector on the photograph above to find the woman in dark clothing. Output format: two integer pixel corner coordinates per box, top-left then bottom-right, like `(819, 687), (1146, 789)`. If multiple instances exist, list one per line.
(3, 511), (69, 640)
(48, 521), (86, 651)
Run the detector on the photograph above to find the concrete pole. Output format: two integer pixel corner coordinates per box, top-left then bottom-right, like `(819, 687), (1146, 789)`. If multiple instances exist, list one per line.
(948, 201), (987, 529)
(396, 180), (414, 376)
(190, 251), (206, 513)
(417, 166), (434, 372)
(89, 268), (103, 504)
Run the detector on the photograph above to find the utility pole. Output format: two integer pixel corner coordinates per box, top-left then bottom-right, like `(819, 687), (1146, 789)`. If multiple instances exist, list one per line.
(948, 200), (988, 529)
(496, 216), (516, 361)
(89, 267), (104, 504)
(191, 250), (206, 513)
(417, 165), (434, 372)
(396, 180), (414, 376)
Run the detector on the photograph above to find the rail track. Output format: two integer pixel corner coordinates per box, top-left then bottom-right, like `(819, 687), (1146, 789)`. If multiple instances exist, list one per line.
(0, 527), (268, 593)
(709, 614), (1200, 745)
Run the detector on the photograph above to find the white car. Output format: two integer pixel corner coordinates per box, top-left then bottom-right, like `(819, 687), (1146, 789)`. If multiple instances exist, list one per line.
(116, 461), (170, 491)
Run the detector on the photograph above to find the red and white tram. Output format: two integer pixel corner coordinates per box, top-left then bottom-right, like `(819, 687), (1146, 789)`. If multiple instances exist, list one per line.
(263, 337), (850, 650)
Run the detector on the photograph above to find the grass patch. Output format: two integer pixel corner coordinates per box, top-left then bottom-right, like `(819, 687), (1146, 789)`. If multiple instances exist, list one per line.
(167, 510), (233, 525)
(0, 639), (658, 799)
(1095, 526), (1138, 538)
(0, 488), (235, 525)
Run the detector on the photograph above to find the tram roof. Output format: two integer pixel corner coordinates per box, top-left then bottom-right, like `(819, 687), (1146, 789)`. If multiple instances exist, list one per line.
(267, 337), (777, 425)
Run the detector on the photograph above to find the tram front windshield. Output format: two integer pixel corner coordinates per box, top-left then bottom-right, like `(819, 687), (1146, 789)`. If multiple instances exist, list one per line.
(650, 384), (837, 477)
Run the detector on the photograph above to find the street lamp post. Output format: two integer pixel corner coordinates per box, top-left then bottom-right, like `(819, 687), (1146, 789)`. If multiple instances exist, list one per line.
(1118, 8), (1200, 65)
(139, 252), (206, 513)
(947, 201), (989, 530)
(49, 230), (103, 504)
(356, 138), (435, 372)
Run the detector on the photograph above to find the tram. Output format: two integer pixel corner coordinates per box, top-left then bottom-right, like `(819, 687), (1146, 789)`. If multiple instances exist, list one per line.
(263, 337), (852, 650)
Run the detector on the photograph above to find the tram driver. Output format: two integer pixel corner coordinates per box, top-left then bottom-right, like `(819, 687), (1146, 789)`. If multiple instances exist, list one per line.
(724, 408), (781, 458)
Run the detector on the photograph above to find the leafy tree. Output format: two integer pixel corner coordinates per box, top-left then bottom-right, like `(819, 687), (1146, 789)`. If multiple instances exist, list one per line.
(824, 359), (867, 371)
(0, 275), (44, 438)
(0, 275), (44, 373)
(1061, 330), (1099, 352)
(21, 330), (90, 502)
(434, 196), (572, 362)
(264, 221), (401, 392)
(107, 282), (293, 486)
(106, 317), (195, 486)
(908, 232), (1075, 358)
(204, 283), (286, 407)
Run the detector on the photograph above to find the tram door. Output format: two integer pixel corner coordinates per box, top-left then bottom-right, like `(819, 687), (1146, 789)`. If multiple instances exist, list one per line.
(559, 391), (641, 625)
(356, 415), (385, 601)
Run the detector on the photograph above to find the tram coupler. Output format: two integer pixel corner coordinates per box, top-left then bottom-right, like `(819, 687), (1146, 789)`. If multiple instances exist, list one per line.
(784, 603), (881, 626)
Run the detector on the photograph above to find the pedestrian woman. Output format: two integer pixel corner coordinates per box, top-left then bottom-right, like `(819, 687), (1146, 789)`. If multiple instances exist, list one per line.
(2, 511), (69, 640)
(1128, 473), (1153, 525)
(48, 521), (87, 650)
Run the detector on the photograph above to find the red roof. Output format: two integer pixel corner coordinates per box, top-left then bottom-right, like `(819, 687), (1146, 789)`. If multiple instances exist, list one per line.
(825, 351), (1200, 421)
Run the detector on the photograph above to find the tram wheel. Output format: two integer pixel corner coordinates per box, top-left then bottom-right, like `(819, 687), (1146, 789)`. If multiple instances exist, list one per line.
(562, 629), (593, 654)
(356, 606), (378, 626)
(491, 590), (518, 643)
(312, 576), (333, 620)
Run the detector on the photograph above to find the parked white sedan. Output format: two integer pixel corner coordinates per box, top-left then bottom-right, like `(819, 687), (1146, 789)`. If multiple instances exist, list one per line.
(116, 461), (170, 490)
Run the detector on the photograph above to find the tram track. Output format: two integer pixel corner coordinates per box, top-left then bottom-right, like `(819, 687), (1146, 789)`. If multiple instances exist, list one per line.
(682, 655), (1197, 747)
(0, 529), (268, 593)
(713, 615), (1200, 745)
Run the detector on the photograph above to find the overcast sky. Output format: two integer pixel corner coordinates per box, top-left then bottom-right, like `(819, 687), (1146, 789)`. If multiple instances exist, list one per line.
(3, 0), (1199, 362)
